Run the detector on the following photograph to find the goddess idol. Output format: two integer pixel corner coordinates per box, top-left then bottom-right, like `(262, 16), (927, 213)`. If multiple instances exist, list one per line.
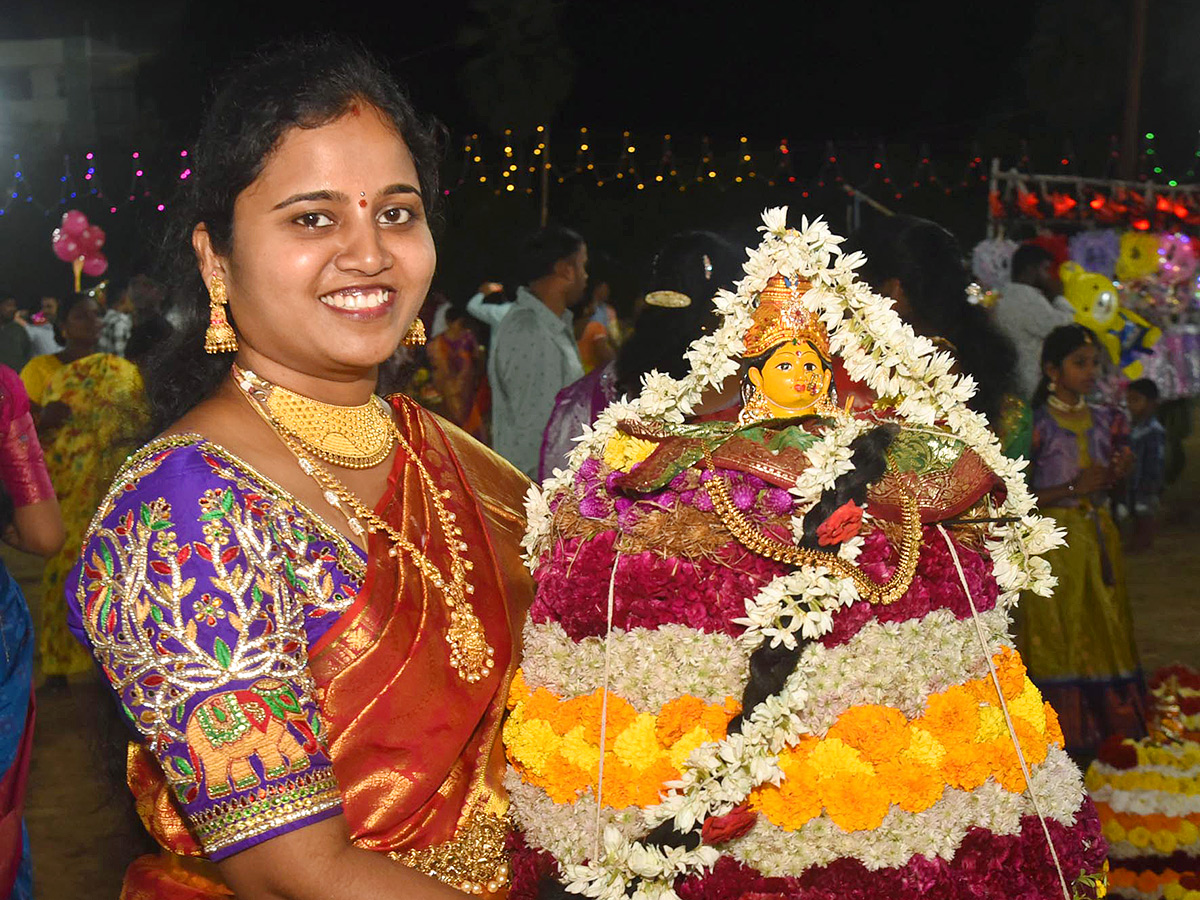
(505, 210), (1108, 899)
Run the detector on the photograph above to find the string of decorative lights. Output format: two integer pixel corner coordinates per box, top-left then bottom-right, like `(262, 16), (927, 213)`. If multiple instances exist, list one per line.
(1, 130), (1197, 221)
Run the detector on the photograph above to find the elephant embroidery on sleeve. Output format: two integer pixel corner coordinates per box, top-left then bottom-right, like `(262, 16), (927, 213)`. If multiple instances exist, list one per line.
(172, 678), (321, 804)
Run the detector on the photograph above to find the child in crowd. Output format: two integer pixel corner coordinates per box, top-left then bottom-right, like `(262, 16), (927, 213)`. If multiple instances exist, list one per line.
(1017, 324), (1144, 757)
(1122, 377), (1166, 550)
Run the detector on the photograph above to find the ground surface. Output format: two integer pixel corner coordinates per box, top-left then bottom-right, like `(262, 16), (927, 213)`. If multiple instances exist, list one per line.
(14, 425), (1200, 898)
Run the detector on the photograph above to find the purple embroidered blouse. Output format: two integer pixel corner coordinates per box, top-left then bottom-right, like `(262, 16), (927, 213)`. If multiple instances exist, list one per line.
(66, 436), (366, 859)
(1029, 404), (1129, 505)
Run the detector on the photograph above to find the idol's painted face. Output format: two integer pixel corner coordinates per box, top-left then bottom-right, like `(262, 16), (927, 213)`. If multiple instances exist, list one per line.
(194, 103), (436, 379)
(747, 340), (833, 417)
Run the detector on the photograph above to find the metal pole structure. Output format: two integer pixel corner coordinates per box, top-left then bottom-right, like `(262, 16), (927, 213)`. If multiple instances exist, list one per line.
(1119, 0), (1149, 180)
(540, 126), (551, 227)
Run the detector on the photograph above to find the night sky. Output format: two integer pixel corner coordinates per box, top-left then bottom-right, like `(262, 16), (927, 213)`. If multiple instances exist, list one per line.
(2, 0), (1199, 300)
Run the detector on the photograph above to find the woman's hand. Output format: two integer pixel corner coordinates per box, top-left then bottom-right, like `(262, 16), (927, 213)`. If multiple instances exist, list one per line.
(1074, 464), (1113, 495)
(37, 401), (71, 434)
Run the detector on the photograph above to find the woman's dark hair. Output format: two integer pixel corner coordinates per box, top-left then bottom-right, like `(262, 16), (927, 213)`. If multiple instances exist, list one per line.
(614, 231), (741, 398)
(53, 292), (95, 347)
(125, 314), (174, 367)
(1031, 324), (1097, 408)
(846, 215), (1017, 426)
(518, 225), (585, 285)
(146, 36), (444, 435)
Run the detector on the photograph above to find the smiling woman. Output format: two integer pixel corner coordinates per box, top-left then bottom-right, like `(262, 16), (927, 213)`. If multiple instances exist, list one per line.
(62, 38), (534, 900)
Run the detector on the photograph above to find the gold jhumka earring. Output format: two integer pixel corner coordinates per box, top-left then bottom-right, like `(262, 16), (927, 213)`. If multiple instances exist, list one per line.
(403, 318), (426, 347)
(204, 275), (238, 354)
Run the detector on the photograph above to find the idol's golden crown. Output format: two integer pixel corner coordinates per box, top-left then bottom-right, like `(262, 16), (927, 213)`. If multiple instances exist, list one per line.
(742, 274), (831, 358)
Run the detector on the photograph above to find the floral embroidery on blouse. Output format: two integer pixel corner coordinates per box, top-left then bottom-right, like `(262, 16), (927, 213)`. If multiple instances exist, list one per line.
(68, 435), (365, 858)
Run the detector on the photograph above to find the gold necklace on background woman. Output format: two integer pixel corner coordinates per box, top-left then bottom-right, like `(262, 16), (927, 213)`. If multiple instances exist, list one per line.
(231, 364), (494, 683)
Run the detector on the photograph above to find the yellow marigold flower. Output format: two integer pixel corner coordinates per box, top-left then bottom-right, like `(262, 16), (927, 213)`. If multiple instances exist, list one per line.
(1163, 883), (1186, 900)
(1126, 825), (1152, 849)
(559, 690), (637, 749)
(904, 727), (946, 768)
(504, 717), (561, 776)
(1101, 818), (1126, 844)
(559, 725), (601, 776)
(826, 704), (910, 765)
(613, 713), (665, 773)
(669, 725), (715, 769)
(1182, 890), (1200, 900)
(1178, 819), (1199, 845)
(1084, 767), (1106, 793)
(920, 684), (981, 746)
(1007, 681), (1047, 733)
(809, 737), (874, 780)
(976, 707), (1008, 743)
(1152, 828), (1178, 855)
(602, 432), (658, 472)
(820, 772), (891, 833)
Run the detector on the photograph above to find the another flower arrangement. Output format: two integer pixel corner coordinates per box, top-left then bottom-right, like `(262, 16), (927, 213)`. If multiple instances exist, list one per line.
(509, 209), (1098, 900)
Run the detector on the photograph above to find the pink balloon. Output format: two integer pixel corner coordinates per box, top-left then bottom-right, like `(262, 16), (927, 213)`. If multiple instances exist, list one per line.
(81, 253), (108, 277)
(61, 209), (89, 237)
(78, 227), (105, 253)
(52, 231), (80, 262)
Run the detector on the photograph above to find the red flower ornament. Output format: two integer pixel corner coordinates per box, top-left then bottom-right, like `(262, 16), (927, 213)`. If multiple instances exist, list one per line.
(816, 501), (864, 547)
(701, 804), (758, 845)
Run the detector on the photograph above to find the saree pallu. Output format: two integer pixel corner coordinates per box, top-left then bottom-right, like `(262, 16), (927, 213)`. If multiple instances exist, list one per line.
(0, 564), (35, 900)
(1016, 503), (1146, 756)
(121, 398), (532, 898)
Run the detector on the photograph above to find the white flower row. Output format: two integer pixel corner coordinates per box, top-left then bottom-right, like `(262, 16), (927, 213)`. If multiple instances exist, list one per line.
(519, 622), (752, 711)
(1090, 783), (1200, 817)
(734, 746), (1085, 876)
(519, 208), (1065, 897)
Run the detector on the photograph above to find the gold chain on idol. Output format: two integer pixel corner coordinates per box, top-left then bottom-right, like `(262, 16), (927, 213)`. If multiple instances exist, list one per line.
(232, 366), (495, 682)
(703, 449), (923, 605)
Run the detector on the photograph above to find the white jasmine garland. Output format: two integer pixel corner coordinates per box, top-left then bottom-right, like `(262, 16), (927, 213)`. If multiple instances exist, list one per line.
(516, 208), (1071, 897)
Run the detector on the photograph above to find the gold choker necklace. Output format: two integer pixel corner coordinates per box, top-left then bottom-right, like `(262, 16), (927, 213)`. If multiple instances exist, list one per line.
(232, 366), (395, 469)
(233, 365), (495, 683)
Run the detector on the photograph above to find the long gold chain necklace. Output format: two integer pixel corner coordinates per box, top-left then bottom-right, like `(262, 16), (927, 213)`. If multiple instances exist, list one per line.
(703, 449), (922, 605)
(251, 373), (396, 469)
(232, 366), (495, 683)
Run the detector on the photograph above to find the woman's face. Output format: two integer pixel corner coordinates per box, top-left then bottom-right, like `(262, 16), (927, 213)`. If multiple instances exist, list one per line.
(196, 103), (436, 379)
(747, 340), (832, 416)
(1047, 342), (1099, 397)
(64, 299), (102, 348)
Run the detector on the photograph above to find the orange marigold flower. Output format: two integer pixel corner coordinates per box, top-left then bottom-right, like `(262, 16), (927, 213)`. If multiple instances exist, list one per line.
(820, 772), (892, 833)
(657, 696), (709, 745)
(699, 698), (740, 739)
(539, 754), (589, 804)
(993, 647), (1028, 699)
(875, 758), (945, 814)
(631, 756), (680, 806)
(1044, 702), (1065, 747)
(559, 690), (637, 749)
(525, 686), (570, 731)
(920, 685), (981, 746)
(826, 705), (911, 765)
(940, 740), (1000, 792)
(749, 747), (822, 831)
(508, 670), (531, 709)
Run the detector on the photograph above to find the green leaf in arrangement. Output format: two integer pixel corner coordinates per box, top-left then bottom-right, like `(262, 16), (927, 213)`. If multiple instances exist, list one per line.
(213, 638), (232, 668)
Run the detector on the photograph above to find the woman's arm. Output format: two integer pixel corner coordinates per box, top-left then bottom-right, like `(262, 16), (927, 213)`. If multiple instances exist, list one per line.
(4, 498), (64, 557)
(218, 815), (469, 900)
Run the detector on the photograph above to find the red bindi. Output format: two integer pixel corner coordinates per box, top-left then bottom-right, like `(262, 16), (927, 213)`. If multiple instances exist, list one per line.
(358, 198), (368, 208)
(349, 102), (361, 117)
